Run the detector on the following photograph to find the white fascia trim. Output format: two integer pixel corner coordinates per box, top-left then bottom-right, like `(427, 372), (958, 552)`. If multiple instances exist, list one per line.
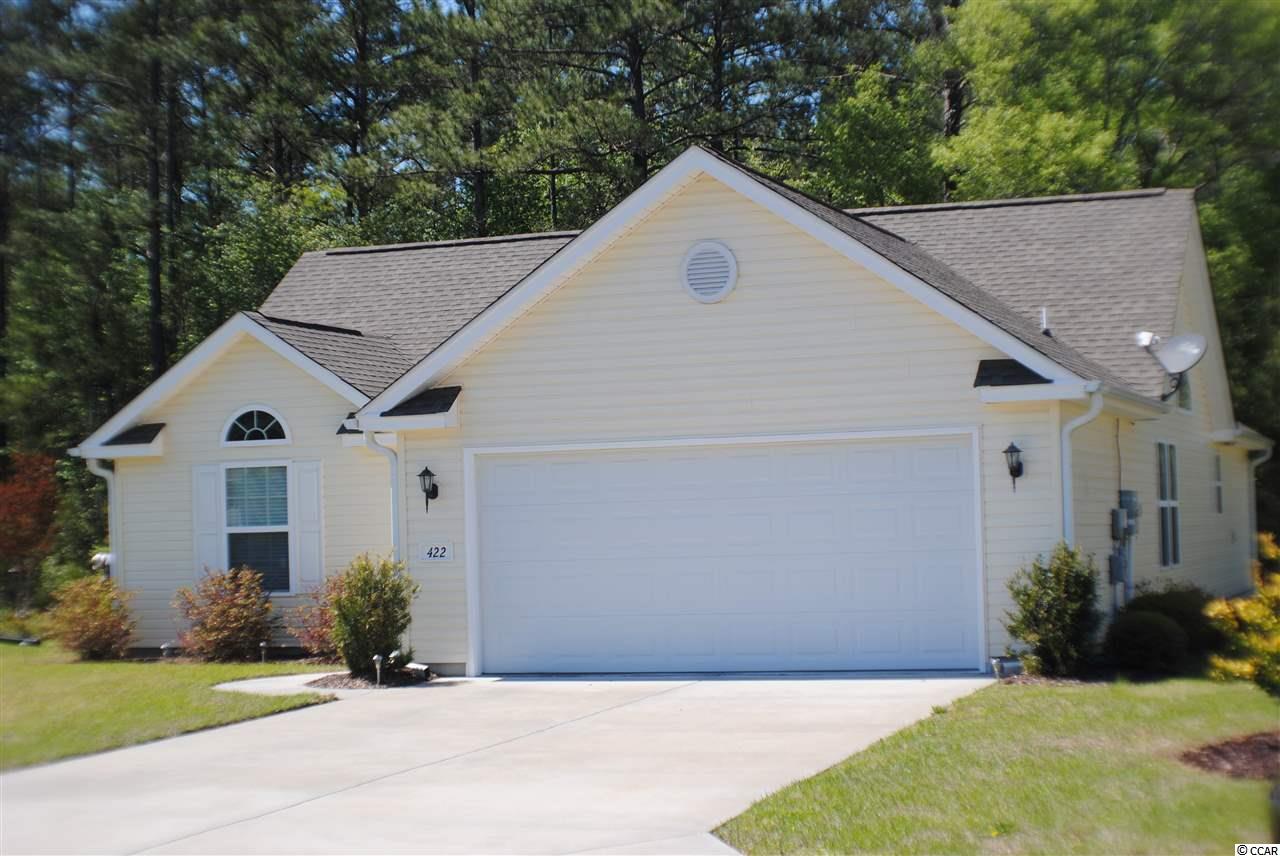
(979, 382), (1091, 403)
(355, 406), (459, 432)
(1211, 423), (1274, 451)
(78, 313), (368, 451)
(71, 435), (164, 459)
(362, 147), (1083, 417)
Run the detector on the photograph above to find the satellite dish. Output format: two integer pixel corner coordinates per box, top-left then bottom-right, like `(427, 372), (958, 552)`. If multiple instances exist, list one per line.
(1150, 333), (1207, 375)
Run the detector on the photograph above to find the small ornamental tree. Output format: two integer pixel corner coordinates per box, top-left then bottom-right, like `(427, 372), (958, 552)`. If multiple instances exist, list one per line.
(1206, 562), (1280, 698)
(287, 574), (347, 661)
(0, 453), (59, 606)
(173, 567), (274, 660)
(50, 576), (135, 659)
(329, 554), (418, 677)
(1004, 542), (1101, 676)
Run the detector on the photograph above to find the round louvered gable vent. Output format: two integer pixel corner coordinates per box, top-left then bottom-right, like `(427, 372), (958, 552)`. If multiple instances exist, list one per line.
(682, 241), (737, 303)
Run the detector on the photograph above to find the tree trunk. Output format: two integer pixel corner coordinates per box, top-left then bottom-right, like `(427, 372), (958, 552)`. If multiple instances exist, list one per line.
(464, 0), (488, 237)
(165, 74), (182, 353)
(0, 164), (9, 460)
(147, 49), (166, 377)
(625, 28), (648, 187)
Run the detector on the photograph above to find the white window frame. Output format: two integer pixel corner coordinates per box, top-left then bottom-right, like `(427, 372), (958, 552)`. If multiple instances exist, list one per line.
(1213, 453), (1224, 514)
(221, 405), (291, 448)
(220, 460), (297, 594)
(1157, 442), (1180, 568)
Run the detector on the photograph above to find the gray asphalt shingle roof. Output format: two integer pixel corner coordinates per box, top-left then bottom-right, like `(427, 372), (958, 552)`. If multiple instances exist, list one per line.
(251, 151), (1193, 403)
(245, 312), (415, 398)
(259, 233), (576, 361)
(852, 189), (1194, 399)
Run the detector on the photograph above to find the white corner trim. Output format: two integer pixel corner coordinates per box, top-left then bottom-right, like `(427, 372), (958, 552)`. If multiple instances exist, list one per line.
(362, 146), (1084, 418)
(79, 313), (368, 450)
(461, 425), (987, 677)
(220, 404), (292, 447)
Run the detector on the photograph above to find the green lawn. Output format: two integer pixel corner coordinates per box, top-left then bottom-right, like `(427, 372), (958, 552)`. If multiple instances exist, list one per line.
(0, 642), (333, 770)
(717, 679), (1279, 854)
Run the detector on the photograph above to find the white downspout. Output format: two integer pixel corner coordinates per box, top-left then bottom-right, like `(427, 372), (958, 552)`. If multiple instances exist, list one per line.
(1248, 445), (1274, 563)
(366, 432), (402, 561)
(85, 458), (118, 576)
(1060, 384), (1104, 546)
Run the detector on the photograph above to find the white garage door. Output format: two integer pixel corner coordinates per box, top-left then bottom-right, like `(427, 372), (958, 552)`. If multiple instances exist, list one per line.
(477, 435), (981, 673)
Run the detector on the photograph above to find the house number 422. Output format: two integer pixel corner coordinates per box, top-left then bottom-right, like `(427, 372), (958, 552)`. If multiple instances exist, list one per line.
(418, 543), (453, 561)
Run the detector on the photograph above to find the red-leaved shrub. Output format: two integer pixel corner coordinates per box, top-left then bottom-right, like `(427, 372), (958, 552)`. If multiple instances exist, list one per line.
(287, 574), (347, 660)
(0, 453), (58, 605)
(50, 576), (135, 659)
(173, 567), (274, 660)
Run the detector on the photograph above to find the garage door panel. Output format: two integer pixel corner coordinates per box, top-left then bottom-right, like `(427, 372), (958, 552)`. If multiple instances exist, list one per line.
(478, 436), (980, 673)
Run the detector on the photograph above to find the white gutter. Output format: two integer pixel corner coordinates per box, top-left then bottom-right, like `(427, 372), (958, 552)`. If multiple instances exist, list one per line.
(1248, 445), (1275, 563)
(365, 432), (402, 561)
(1060, 382), (1105, 545)
(84, 458), (118, 576)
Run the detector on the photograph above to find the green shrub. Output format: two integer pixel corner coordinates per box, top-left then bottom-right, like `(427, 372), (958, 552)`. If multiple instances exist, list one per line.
(1126, 583), (1224, 655)
(173, 567), (274, 661)
(329, 553), (418, 676)
(49, 576), (135, 659)
(1004, 542), (1101, 676)
(287, 574), (347, 660)
(1104, 610), (1189, 673)
(1206, 562), (1280, 698)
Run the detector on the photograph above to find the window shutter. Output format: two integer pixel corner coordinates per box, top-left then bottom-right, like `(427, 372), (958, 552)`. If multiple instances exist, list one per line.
(192, 464), (223, 577)
(294, 460), (323, 589)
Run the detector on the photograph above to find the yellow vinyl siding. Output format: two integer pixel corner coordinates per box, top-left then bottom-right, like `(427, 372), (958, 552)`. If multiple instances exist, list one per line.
(1067, 228), (1254, 600)
(114, 337), (392, 646)
(401, 174), (1061, 666)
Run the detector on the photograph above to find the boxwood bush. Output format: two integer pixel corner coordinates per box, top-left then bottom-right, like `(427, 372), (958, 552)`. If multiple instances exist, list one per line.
(1004, 542), (1100, 676)
(1104, 609), (1189, 673)
(329, 554), (419, 677)
(1126, 583), (1224, 655)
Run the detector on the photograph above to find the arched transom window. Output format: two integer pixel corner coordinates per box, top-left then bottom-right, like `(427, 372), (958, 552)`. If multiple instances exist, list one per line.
(224, 408), (288, 444)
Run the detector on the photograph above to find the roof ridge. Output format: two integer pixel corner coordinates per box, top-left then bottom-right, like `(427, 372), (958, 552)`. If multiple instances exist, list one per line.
(321, 231), (581, 256)
(692, 145), (919, 246)
(692, 147), (1146, 399)
(846, 188), (1173, 216)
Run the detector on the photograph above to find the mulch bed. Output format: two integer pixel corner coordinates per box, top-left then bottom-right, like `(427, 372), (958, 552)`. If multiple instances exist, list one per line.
(306, 670), (434, 690)
(1180, 731), (1280, 780)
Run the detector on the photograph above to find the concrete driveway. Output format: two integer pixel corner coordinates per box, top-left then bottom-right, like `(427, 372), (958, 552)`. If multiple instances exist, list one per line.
(1, 673), (989, 855)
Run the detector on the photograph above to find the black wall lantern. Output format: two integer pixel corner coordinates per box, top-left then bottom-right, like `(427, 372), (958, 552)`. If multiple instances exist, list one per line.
(1003, 443), (1024, 491)
(417, 465), (439, 513)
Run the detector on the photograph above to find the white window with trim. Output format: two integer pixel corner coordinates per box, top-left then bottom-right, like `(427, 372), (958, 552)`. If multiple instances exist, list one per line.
(192, 458), (323, 595)
(222, 406), (290, 446)
(1157, 442), (1180, 567)
(1213, 453), (1223, 514)
(225, 464), (291, 592)
(1176, 373), (1192, 411)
